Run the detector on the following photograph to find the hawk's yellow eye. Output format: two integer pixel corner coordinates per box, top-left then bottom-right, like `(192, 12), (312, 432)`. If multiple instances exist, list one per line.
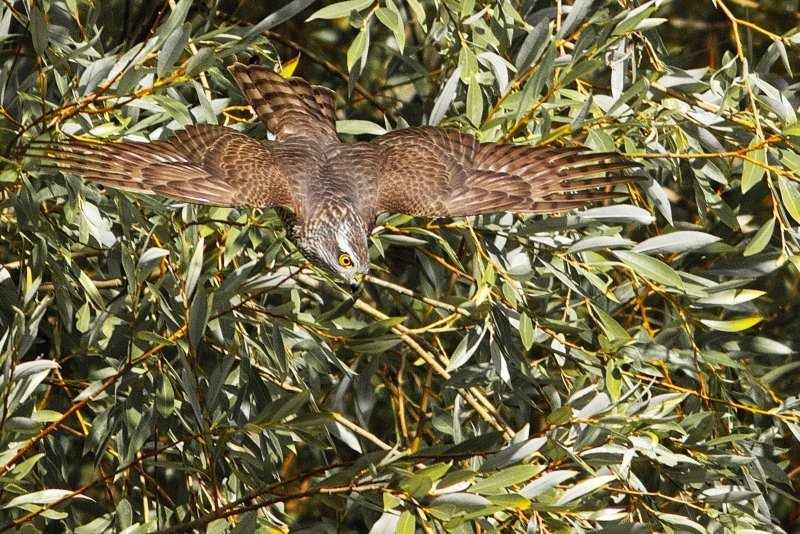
(339, 253), (352, 268)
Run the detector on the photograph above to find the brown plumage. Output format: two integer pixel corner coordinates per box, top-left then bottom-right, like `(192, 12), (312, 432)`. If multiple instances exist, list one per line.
(29, 62), (638, 291)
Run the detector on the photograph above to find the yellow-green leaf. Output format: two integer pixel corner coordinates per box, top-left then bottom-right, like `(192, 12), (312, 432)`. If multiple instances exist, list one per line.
(700, 317), (763, 332)
(741, 140), (766, 193)
(397, 510), (415, 534)
(347, 31), (368, 72)
(778, 175), (800, 224)
(466, 76), (483, 126)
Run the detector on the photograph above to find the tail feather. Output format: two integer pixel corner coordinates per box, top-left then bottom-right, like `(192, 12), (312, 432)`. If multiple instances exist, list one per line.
(228, 63), (338, 145)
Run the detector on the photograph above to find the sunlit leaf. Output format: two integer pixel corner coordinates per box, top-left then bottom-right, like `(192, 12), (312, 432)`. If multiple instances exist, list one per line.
(556, 475), (617, 505)
(307, 0), (373, 20)
(614, 250), (685, 290)
(632, 231), (721, 255)
(741, 140), (767, 193)
(700, 317), (763, 332)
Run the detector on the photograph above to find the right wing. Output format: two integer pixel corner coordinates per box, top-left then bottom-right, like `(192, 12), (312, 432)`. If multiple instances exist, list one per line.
(29, 124), (296, 208)
(373, 126), (638, 218)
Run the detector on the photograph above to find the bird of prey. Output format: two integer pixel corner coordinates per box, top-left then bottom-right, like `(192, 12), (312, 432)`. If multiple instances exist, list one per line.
(32, 62), (637, 292)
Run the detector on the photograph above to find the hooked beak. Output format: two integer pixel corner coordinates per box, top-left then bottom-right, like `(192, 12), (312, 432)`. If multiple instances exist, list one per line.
(349, 273), (365, 293)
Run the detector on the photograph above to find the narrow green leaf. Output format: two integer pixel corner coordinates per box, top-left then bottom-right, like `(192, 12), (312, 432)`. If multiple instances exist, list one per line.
(416, 462), (453, 482)
(158, 0), (193, 45)
(336, 120), (387, 136)
(247, 0), (316, 33)
(590, 305), (632, 342)
(632, 231), (721, 255)
(307, 0), (373, 21)
(150, 94), (193, 126)
(778, 175), (800, 224)
(481, 438), (546, 472)
(581, 205), (655, 225)
(157, 22), (191, 78)
(605, 361), (623, 399)
(782, 121), (800, 137)
(743, 218), (775, 256)
(429, 66), (462, 125)
(7, 453), (45, 481)
(556, 474), (616, 505)
(4, 489), (74, 508)
(383, 493), (402, 511)
(614, 250), (685, 290)
(430, 492), (491, 511)
(700, 317), (763, 332)
(193, 80), (218, 125)
(376, 2), (404, 52)
(519, 470), (579, 498)
(696, 289), (765, 306)
(478, 51), (510, 92)
(447, 327), (486, 372)
(156, 375), (175, 418)
(469, 465), (542, 495)
(399, 474), (433, 497)
(396, 511), (415, 534)
(137, 247), (170, 283)
(458, 47), (479, 82)
(517, 45), (555, 125)
(466, 75), (483, 126)
(186, 47), (215, 78)
(559, 0), (595, 38)
(347, 30), (368, 72)
(369, 511), (400, 534)
(75, 301), (91, 333)
(519, 312), (534, 350)
(612, 2), (657, 36)
(741, 141), (767, 193)
(79, 56), (118, 96)
(568, 236), (634, 254)
(77, 269), (106, 310)
(700, 486), (761, 503)
(136, 331), (176, 346)
(515, 21), (549, 71)
(657, 513), (707, 534)
(406, 0), (425, 24)
(268, 391), (311, 424)
(184, 237), (205, 300)
(188, 290), (210, 348)
(28, 7), (48, 55)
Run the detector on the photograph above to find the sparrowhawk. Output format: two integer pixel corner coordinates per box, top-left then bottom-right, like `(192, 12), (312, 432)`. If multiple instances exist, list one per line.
(33, 63), (637, 291)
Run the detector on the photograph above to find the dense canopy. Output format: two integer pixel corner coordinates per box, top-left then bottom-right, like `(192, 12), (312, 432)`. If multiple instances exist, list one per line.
(1, 0), (800, 532)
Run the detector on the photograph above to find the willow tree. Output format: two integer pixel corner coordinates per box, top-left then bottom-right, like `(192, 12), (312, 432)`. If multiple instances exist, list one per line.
(1, 0), (798, 532)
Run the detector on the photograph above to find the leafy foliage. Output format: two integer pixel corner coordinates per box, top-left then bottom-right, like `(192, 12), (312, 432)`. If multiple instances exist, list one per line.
(2, 0), (800, 532)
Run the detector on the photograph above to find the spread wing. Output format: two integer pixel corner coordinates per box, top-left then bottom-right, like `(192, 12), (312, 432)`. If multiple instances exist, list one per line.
(228, 63), (338, 146)
(373, 126), (637, 217)
(29, 124), (295, 208)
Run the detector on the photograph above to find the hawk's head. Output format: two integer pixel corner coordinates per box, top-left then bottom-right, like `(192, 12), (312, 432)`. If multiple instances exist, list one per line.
(299, 215), (370, 292)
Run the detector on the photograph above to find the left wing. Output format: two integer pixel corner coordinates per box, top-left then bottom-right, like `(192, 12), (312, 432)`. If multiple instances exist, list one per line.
(29, 124), (296, 208)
